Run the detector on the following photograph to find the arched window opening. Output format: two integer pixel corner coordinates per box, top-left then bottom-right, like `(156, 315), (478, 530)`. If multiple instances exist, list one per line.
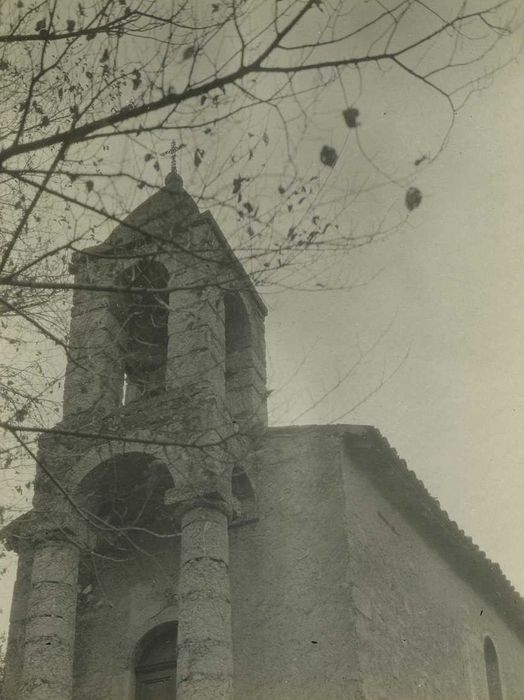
(135, 622), (178, 700)
(484, 636), (503, 700)
(224, 292), (251, 360)
(116, 260), (169, 404)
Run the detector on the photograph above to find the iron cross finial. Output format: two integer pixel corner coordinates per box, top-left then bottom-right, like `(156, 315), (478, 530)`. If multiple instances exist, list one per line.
(169, 141), (181, 174)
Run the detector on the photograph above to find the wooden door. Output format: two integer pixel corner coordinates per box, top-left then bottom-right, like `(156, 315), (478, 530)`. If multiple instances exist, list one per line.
(135, 623), (177, 700)
(136, 665), (177, 700)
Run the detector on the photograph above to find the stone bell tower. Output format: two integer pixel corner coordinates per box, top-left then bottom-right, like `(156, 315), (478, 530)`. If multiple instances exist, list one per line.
(1, 161), (267, 700)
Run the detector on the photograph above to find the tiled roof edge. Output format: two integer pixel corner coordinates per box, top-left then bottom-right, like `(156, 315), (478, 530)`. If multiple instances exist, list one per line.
(343, 426), (524, 643)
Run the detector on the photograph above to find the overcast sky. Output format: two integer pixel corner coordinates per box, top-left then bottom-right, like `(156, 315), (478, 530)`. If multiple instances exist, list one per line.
(266, 56), (524, 595)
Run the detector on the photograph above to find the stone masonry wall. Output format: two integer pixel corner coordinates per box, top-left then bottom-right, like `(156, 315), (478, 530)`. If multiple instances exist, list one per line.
(341, 438), (524, 700)
(229, 428), (364, 700)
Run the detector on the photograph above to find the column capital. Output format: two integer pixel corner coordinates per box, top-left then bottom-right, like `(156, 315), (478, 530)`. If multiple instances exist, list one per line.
(0, 509), (95, 553)
(165, 481), (233, 522)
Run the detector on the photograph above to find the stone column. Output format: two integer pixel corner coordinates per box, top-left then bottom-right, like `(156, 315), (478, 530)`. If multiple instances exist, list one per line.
(175, 501), (233, 700)
(19, 532), (80, 700)
(2, 544), (33, 700)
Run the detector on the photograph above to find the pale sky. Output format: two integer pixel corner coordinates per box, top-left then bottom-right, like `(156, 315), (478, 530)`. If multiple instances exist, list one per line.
(266, 56), (524, 595)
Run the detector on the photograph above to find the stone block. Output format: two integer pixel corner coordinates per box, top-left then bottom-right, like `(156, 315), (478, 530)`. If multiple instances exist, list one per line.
(177, 596), (232, 644)
(180, 559), (230, 597)
(30, 545), (79, 587)
(177, 676), (233, 700)
(176, 639), (232, 680)
(181, 522), (230, 565)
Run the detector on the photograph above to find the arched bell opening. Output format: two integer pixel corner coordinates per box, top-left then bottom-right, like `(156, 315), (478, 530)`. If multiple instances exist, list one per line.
(77, 452), (175, 554)
(113, 259), (170, 404)
(224, 291), (252, 358)
(231, 465), (257, 525)
(224, 291), (261, 427)
(134, 622), (178, 700)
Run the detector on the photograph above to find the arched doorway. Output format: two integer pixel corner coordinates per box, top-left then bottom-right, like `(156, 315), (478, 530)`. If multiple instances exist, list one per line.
(135, 623), (178, 699)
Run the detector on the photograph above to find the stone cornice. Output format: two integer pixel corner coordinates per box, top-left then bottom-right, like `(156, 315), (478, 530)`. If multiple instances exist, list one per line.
(0, 509), (95, 552)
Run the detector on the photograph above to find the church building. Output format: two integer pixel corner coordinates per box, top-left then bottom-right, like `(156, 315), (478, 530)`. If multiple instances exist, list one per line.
(2, 164), (524, 700)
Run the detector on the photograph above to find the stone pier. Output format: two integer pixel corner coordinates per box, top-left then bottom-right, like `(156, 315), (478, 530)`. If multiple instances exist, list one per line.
(175, 501), (233, 700)
(1, 544), (33, 700)
(19, 534), (80, 700)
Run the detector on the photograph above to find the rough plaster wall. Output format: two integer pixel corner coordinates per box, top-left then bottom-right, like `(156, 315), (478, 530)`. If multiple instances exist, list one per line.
(341, 450), (524, 700)
(73, 536), (180, 700)
(230, 428), (364, 700)
(62, 287), (124, 420)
